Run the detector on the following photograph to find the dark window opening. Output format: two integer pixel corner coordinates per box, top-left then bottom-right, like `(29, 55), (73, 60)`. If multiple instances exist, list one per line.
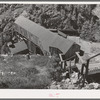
(36, 47), (43, 55)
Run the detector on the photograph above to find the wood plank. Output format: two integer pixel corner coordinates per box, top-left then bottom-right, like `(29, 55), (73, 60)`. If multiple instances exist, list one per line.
(76, 62), (100, 75)
(75, 52), (86, 64)
(87, 53), (100, 60)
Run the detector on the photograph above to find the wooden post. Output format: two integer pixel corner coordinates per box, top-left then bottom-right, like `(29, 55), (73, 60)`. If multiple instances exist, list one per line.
(82, 60), (89, 87)
(75, 55), (79, 64)
(85, 59), (90, 80)
(81, 64), (84, 75)
(82, 74), (85, 87)
(59, 54), (64, 70)
(27, 40), (31, 53)
(62, 61), (65, 70)
(82, 64), (86, 87)
(69, 60), (72, 78)
(74, 55), (77, 66)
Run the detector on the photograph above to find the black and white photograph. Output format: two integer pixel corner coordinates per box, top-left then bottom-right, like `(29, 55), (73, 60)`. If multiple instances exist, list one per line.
(0, 2), (100, 91)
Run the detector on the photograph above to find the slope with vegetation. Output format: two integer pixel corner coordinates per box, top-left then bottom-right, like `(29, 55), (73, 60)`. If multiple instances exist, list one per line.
(0, 55), (62, 89)
(0, 4), (100, 43)
(0, 4), (99, 89)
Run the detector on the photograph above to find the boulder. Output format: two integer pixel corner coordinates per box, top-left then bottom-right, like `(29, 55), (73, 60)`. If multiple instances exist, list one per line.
(89, 83), (99, 89)
(65, 78), (70, 83)
(61, 84), (69, 89)
(57, 85), (62, 89)
(67, 84), (75, 89)
(50, 85), (58, 89)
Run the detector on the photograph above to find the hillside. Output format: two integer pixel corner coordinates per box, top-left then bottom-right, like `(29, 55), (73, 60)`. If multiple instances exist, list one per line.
(0, 4), (100, 89)
(0, 4), (100, 42)
(0, 55), (60, 89)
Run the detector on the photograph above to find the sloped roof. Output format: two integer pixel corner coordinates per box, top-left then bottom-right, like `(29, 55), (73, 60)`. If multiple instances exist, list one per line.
(9, 41), (28, 54)
(50, 35), (74, 54)
(15, 16), (57, 52)
(15, 16), (77, 54)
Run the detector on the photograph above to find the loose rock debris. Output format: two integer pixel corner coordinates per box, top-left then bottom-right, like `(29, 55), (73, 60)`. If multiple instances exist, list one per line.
(49, 71), (100, 89)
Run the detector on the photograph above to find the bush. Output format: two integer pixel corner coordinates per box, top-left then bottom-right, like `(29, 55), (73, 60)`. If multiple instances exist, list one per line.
(0, 55), (57, 89)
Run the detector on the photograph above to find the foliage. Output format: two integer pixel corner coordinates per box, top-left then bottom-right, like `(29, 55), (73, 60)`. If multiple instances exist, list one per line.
(0, 4), (99, 42)
(0, 55), (58, 89)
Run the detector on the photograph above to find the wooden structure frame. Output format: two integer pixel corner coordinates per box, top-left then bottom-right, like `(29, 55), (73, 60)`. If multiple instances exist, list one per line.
(59, 51), (100, 87)
(75, 52), (100, 86)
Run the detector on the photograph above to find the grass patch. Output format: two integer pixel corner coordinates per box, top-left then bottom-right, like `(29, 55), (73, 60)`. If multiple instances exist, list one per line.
(0, 55), (57, 89)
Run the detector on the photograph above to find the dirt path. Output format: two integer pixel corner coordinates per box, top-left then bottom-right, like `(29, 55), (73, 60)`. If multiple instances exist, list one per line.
(67, 36), (100, 54)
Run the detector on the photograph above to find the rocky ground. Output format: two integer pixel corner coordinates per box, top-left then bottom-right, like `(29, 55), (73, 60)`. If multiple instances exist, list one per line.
(0, 54), (100, 89)
(49, 71), (100, 89)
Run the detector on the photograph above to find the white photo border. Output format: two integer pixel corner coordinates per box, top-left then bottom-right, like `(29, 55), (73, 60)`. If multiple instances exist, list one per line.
(0, 1), (100, 99)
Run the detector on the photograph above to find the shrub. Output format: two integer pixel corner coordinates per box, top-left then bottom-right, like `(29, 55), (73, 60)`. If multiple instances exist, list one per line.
(0, 55), (57, 89)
